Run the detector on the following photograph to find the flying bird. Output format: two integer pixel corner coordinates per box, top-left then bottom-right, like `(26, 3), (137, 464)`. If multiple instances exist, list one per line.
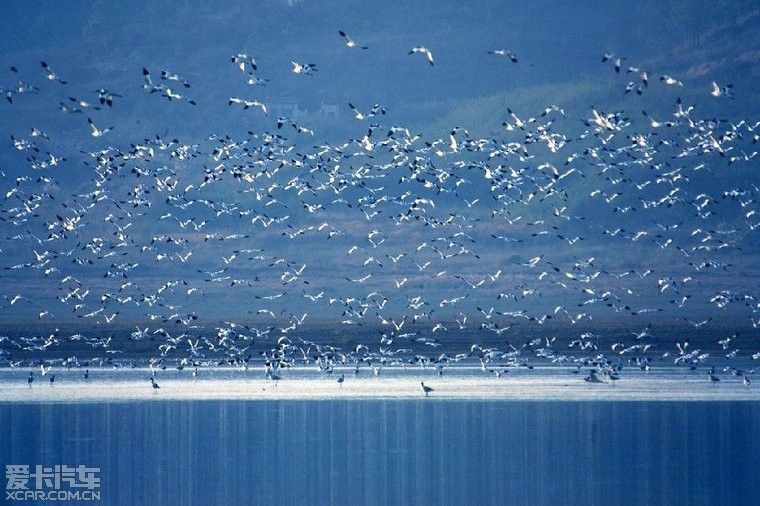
(142, 67), (164, 93)
(710, 80), (733, 98)
(231, 53), (257, 73)
(338, 30), (368, 49)
(228, 97), (268, 115)
(660, 74), (683, 86)
(626, 66), (649, 88)
(291, 61), (317, 75)
(160, 69), (191, 88)
(87, 117), (114, 137)
(41, 61), (67, 84)
(409, 46), (434, 66)
(602, 52), (624, 73)
(96, 88), (122, 107)
(488, 49), (518, 63)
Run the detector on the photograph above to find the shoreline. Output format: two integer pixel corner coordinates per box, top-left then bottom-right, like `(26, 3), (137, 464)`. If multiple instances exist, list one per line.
(2, 371), (758, 403)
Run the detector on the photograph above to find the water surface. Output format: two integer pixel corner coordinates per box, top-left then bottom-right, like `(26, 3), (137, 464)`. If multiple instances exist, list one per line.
(3, 400), (759, 505)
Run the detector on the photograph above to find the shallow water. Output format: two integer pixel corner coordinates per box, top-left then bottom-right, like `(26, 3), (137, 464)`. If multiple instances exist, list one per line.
(2, 365), (759, 403)
(2, 400), (759, 505)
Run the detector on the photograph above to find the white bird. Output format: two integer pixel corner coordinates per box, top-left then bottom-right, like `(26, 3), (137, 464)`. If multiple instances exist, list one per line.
(626, 66), (649, 87)
(142, 67), (164, 93)
(69, 96), (100, 110)
(87, 117), (114, 138)
(160, 69), (191, 88)
(96, 88), (121, 107)
(291, 61), (317, 75)
(338, 30), (368, 49)
(161, 87), (196, 105)
(41, 61), (66, 84)
(228, 97), (268, 115)
(684, 317), (712, 328)
(488, 49), (518, 63)
(245, 74), (269, 86)
(231, 53), (257, 73)
(602, 52), (624, 73)
(348, 102), (366, 120)
(710, 80), (733, 98)
(660, 74), (683, 86)
(409, 46), (434, 66)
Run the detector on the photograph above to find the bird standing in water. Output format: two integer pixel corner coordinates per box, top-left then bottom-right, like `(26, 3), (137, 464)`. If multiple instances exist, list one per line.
(420, 381), (433, 397)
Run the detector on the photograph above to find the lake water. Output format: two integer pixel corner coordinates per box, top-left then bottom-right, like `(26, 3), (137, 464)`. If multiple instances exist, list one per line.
(2, 399), (759, 505)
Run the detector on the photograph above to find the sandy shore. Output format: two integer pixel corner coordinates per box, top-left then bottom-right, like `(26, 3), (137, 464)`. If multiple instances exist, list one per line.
(1, 368), (758, 402)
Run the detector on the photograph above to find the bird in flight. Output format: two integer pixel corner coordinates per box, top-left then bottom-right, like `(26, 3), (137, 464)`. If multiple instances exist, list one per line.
(161, 69), (191, 88)
(602, 52), (624, 73)
(231, 53), (257, 73)
(96, 88), (121, 107)
(338, 30), (368, 49)
(41, 61), (67, 84)
(488, 49), (518, 63)
(87, 117), (114, 137)
(710, 80), (733, 98)
(660, 74), (683, 86)
(228, 97), (268, 115)
(409, 46), (434, 66)
(291, 61), (317, 75)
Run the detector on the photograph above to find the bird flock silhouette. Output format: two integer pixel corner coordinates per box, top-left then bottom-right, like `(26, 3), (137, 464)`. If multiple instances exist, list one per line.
(2, 28), (759, 394)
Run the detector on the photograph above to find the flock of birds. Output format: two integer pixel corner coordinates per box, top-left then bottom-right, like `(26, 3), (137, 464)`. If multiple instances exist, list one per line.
(2, 29), (760, 396)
